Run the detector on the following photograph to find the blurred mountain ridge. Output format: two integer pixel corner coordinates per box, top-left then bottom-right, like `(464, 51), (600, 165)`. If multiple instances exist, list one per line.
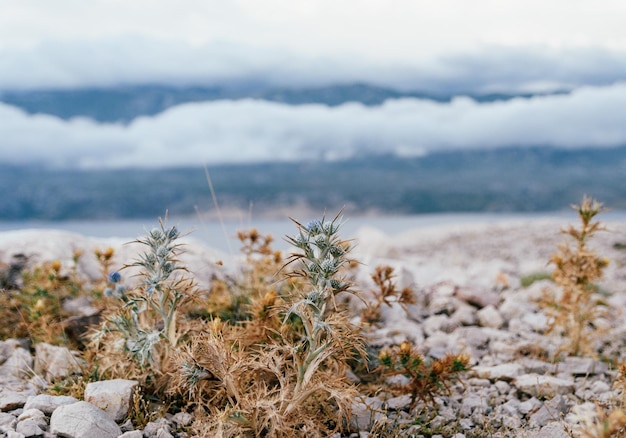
(0, 82), (569, 123)
(2, 145), (625, 220)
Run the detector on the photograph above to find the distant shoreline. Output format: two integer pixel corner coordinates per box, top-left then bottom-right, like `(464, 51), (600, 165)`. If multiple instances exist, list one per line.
(3, 211), (626, 253)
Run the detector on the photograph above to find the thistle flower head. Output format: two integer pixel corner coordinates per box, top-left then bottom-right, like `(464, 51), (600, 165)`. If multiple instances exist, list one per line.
(108, 271), (122, 284)
(306, 219), (322, 233)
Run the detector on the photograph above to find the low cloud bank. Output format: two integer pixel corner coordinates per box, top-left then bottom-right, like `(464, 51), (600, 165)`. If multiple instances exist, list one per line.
(2, 83), (626, 169)
(2, 40), (626, 94)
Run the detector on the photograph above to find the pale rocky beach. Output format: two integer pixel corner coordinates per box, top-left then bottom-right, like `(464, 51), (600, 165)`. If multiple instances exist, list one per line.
(2, 217), (626, 437)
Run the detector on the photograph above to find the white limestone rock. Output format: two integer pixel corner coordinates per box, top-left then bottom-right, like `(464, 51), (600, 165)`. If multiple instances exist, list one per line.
(514, 374), (575, 398)
(84, 379), (139, 422)
(476, 305), (504, 329)
(23, 394), (79, 415)
(529, 395), (569, 427)
(0, 412), (17, 429)
(0, 348), (33, 379)
(15, 417), (44, 437)
(17, 409), (47, 430)
(552, 357), (608, 376)
(50, 401), (121, 438)
(34, 343), (84, 381)
(472, 363), (525, 382)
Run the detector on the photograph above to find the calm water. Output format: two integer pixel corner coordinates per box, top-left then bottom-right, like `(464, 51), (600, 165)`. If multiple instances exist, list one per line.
(2, 211), (626, 253)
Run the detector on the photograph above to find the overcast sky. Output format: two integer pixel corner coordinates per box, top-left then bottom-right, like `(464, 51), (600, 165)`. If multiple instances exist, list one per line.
(2, 0), (626, 167)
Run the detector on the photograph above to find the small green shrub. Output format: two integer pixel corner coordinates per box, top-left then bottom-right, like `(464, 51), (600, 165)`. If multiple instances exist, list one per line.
(520, 271), (552, 288)
(378, 340), (470, 408)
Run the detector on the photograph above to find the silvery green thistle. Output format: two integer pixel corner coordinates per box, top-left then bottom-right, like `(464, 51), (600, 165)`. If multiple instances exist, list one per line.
(100, 220), (195, 368)
(127, 221), (192, 347)
(284, 213), (354, 395)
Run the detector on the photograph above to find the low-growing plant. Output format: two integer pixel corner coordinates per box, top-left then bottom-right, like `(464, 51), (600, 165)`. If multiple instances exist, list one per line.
(520, 271), (553, 288)
(361, 264), (415, 325)
(378, 340), (470, 408)
(205, 228), (284, 325)
(173, 213), (364, 437)
(11, 257), (84, 344)
(539, 196), (611, 357)
(90, 220), (198, 390)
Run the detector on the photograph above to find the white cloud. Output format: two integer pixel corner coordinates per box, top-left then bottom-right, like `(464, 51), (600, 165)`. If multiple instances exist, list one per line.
(2, 38), (626, 93)
(1, 1), (626, 92)
(3, 0), (626, 59)
(1, 83), (626, 169)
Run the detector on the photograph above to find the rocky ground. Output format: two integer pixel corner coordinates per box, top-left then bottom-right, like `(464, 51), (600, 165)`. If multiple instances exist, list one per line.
(1, 218), (626, 437)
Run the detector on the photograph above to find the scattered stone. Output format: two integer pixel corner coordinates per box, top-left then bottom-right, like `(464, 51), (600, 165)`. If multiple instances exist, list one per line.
(517, 358), (552, 374)
(518, 397), (543, 416)
(0, 412), (17, 428)
(589, 380), (610, 395)
(477, 305), (504, 329)
(494, 380), (511, 394)
(537, 422), (570, 438)
(350, 397), (385, 431)
(514, 374), (575, 398)
(34, 343), (84, 381)
(521, 312), (549, 332)
(50, 401), (121, 438)
(529, 395), (569, 427)
(384, 394), (412, 411)
(450, 303), (477, 326)
(552, 357), (608, 376)
(16, 417), (44, 437)
(17, 409), (47, 430)
(422, 314), (453, 336)
(170, 411), (193, 427)
(119, 419), (134, 432)
(0, 390), (29, 411)
(119, 431), (143, 438)
(452, 326), (490, 350)
(473, 363), (525, 382)
(84, 379), (138, 422)
(494, 399), (522, 429)
(143, 418), (173, 438)
(456, 286), (500, 308)
(0, 348), (33, 379)
(23, 395), (79, 415)
(460, 394), (488, 417)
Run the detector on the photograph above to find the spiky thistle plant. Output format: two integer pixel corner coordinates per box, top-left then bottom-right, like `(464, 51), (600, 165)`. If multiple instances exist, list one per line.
(283, 214), (363, 399)
(174, 213), (364, 437)
(92, 220), (197, 373)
